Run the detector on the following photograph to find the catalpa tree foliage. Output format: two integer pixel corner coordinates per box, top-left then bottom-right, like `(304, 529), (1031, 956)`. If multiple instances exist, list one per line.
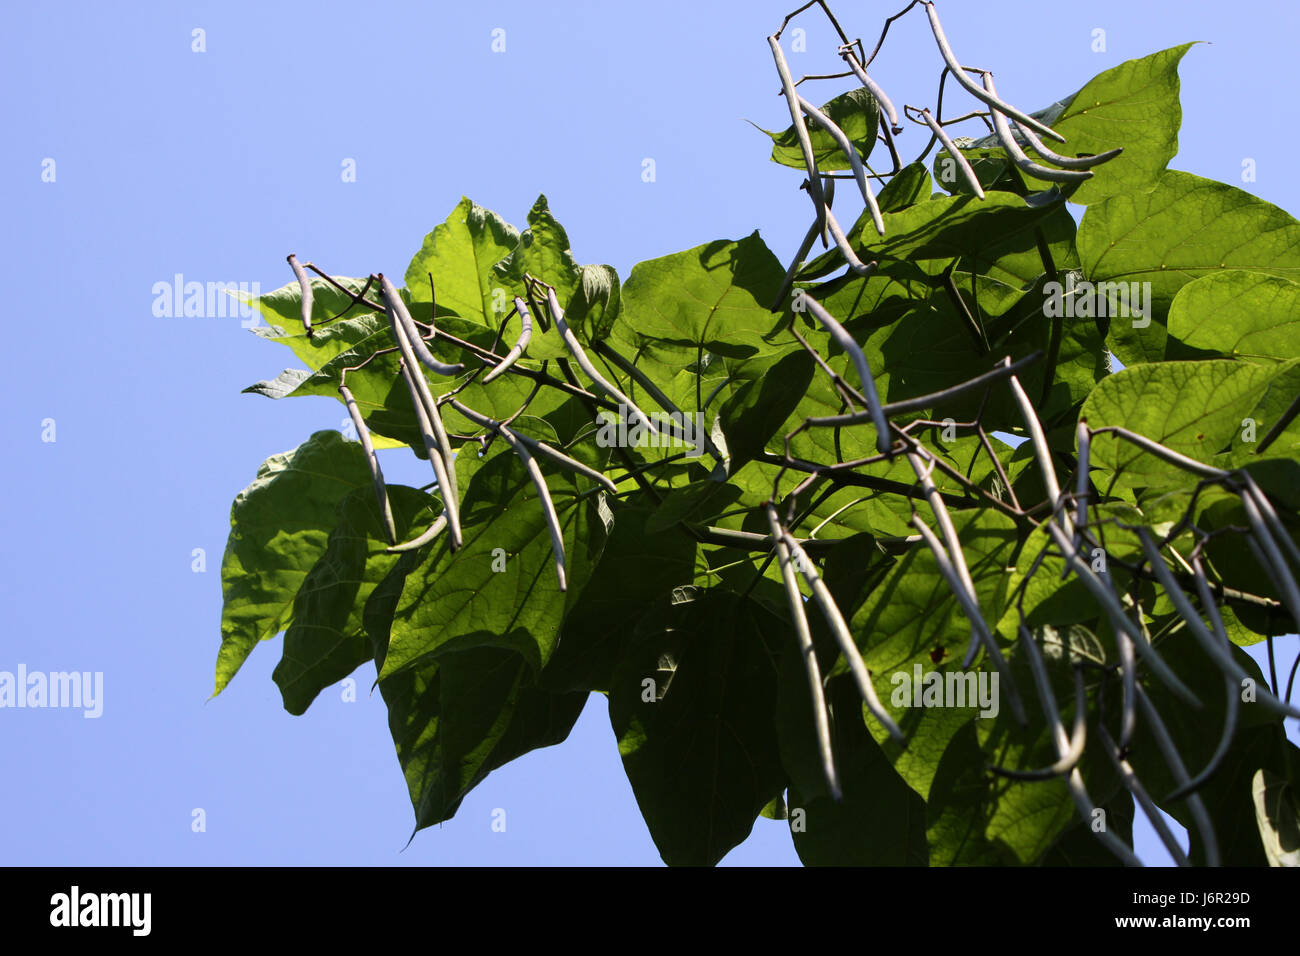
(216, 1), (1300, 866)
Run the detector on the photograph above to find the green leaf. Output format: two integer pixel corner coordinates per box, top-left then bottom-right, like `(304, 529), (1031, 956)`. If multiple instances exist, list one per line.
(1253, 767), (1300, 866)
(380, 442), (604, 679)
(216, 431), (376, 695)
(1078, 170), (1300, 364)
(403, 196), (521, 324)
(376, 645), (588, 833)
(617, 232), (785, 358)
(787, 677), (929, 865)
(758, 87), (878, 172)
(1168, 271), (1300, 362)
(608, 589), (786, 865)
(717, 348), (814, 471)
(1047, 43), (1197, 205)
(876, 161), (933, 213)
(272, 485), (436, 715)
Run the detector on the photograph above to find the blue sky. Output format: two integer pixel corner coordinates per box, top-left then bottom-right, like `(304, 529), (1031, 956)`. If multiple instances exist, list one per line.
(2, 0), (1296, 866)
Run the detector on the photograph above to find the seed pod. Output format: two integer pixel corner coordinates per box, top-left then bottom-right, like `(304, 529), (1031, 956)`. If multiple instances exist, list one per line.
(799, 293), (891, 455)
(287, 254), (313, 336)
(984, 75), (1091, 184)
(1097, 723), (1190, 866)
(481, 296), (534, 384)
(797, 95), (884, 236)
(1012, 119), (1122, 170)
(339, 384), (397, 546)
(766, 504), (841, 800)
(378, 274), (465, 377)
(912, 107), (985, 199)
(547, 287), (660, 436)
(1091, 426), (1228, 479)
(921, 2), (1065, 143)
(500, 426), (568, 592)
(769, 34), (827, 234)
(1013, 624), (1086, 774)
(840, 51), (900, 132)
(386, 514), (448, 554)
(779, 523), (903, 742)
(1009, 374), (1071, 536)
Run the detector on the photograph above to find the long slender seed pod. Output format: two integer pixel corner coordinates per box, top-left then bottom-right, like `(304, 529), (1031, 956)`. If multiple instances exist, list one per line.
(921, 3), (1066, 143)
(1012, 119), (1122, 170)
(797, 95), (885, 236)
(497, 425), (567, 592)
(379, 274), (465, 376)
(1009, 374), (1072, 537)
(1097, 723), (1191, 866)
(1090, 426), (1229, 479)
(823, 206), (878, 277)
(984, 76), (1091, 184)
(912, 107), (985, 199)
(287, 254), (314, 335)
(547, 288), (661, 436)
(769, 35), (827, 234)
(1134, 684), (1220, 866)
(481, 296), (534, 384)
(1238, 485), (1300, 628)
(1117, 617), (1137, 748)
(1137, 529), (1299, 718)
(800, 293), (891, 455)
(1255, 392), (1300, 455)
(912, 515), (1026, 724)
(386, 514), (448, 554)
(448, 399), (618, 495)
(1044, 520), (1200, 708)
(766, 505), (841, 800)
(1241, 472), (1300, 571)
(381, 277), (461, 514)
(840, 52), (900, 132)
(1016, 624), (1087, 769)
(1065, 764), (1144, 865)
(779, 526), (904, 741)
(772, 196), (827, 311)
(339, 384), (397, 545)
(383, 282), (462, 548)
(1074, 420), (1091, 549)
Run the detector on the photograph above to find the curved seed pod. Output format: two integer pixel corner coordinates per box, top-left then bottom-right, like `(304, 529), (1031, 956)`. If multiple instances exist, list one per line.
(779, 525), (903, 741)
(1016, 626), (1086, 767)
(1009, 374), (1072, 537)
(921, 3), (1065, 143)
(1140, 531), (1300, 719)
(1090, 426), (1229, 479)
(1044, 520), (1200, 709)
(984, 76), (1090, 184)
(800, 293), (891, 455)
(287, 254), (313, 336)
(906, 451), (980, 667)
(912, 107), (985, 199)
(797, 95), (884, 236)
(1074, 420), (1091, 547)
(379, 274), (465, 377)
(498, 426), (567, 592)
(1241, 472), (1300, 568)
(1012, 119), (1122, 170)
(1168, 673), (1238, 803)
(1117, 616), (1137, 749)
(823, 206), (878, 277)
(840, 52), (900, 132)
(339, 384), (397, 546)
(1097, 723), (1190, 866)
(772, 179), (831, 311)
(481, 296), (534, 384)
(988, 658), (1085, 779)
(547, 288), (661, 436)
(1134, 684), (1220, 866)
(1238, 485), (1300, 629)
(383, 280), (462, 548)
(769, 34), (827, 234)
(449, 399), (617, 495)
(386, 513), (448, 554)
(911, 514), (1026, 724)
(766, 504), (841, 800)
